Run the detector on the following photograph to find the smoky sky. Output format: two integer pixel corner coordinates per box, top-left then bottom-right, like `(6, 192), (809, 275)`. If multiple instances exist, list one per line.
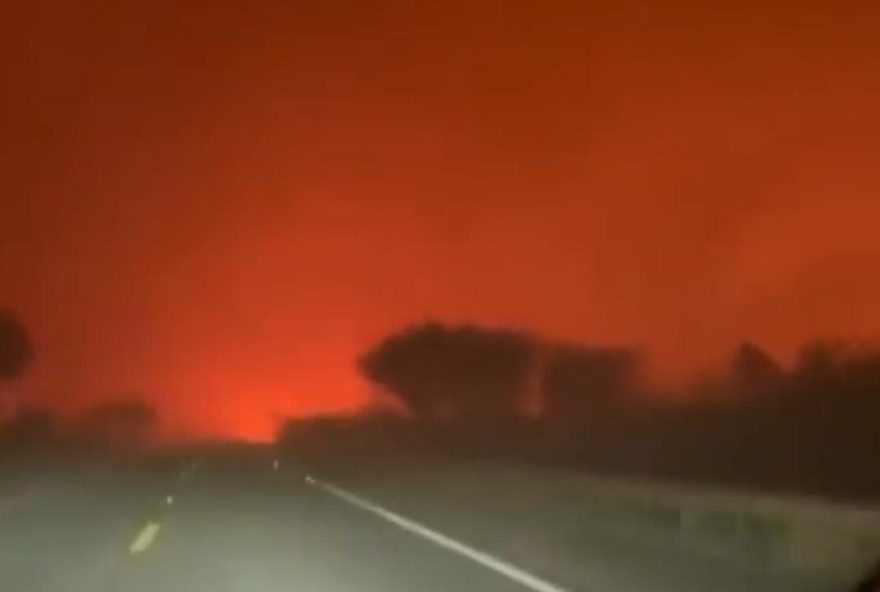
(2, 0), (879, 439)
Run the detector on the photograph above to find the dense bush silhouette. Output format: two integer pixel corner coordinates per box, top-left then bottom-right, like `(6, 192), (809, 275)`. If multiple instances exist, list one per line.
(349, 325), (880, 497)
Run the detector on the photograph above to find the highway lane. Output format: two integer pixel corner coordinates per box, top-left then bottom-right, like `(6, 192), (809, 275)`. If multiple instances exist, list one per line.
(0, 463), (549, 592)
(116, 467), (541, 592)
(0, 460), (864, 592)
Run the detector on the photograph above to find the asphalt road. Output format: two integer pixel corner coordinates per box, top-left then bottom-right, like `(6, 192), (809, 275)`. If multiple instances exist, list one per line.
(0, 461), (545, 592)
(0, 459), (862, 592)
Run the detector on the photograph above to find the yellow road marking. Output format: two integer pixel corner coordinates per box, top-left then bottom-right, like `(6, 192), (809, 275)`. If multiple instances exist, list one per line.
(128, 521), (161, 555)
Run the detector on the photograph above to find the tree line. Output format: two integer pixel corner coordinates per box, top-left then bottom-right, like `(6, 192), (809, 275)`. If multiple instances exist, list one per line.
(286, 321), (880, 498)
(359, 321), (641, 421)
(6, 307), (879, 496)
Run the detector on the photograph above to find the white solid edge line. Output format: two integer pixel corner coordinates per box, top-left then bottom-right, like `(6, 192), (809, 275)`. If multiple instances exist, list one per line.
(308, 477), (573, 592)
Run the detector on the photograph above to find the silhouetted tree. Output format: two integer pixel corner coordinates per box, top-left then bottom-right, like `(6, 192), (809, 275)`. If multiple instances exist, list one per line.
(442, 326), (534, 418)
(359, 323), (534, 418)
(541, 345), (640, 419)
(0, 310), (32, 381)
(360, 322), (447, 417)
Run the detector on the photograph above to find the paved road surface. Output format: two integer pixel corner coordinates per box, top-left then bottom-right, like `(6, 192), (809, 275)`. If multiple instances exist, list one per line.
(0, 463), (542, 592)
(0, 459), (861, 592)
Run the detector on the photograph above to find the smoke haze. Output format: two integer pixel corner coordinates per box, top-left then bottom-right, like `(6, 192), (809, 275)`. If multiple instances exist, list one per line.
(2, 0), (879, 438)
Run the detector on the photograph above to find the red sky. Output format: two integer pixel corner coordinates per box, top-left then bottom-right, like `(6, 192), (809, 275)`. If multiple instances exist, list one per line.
(2, 0), (879, 440)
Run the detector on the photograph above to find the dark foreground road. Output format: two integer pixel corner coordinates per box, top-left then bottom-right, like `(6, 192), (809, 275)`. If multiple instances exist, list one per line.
(0, 462), (542, 592)
(0, 459), (865, 592)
